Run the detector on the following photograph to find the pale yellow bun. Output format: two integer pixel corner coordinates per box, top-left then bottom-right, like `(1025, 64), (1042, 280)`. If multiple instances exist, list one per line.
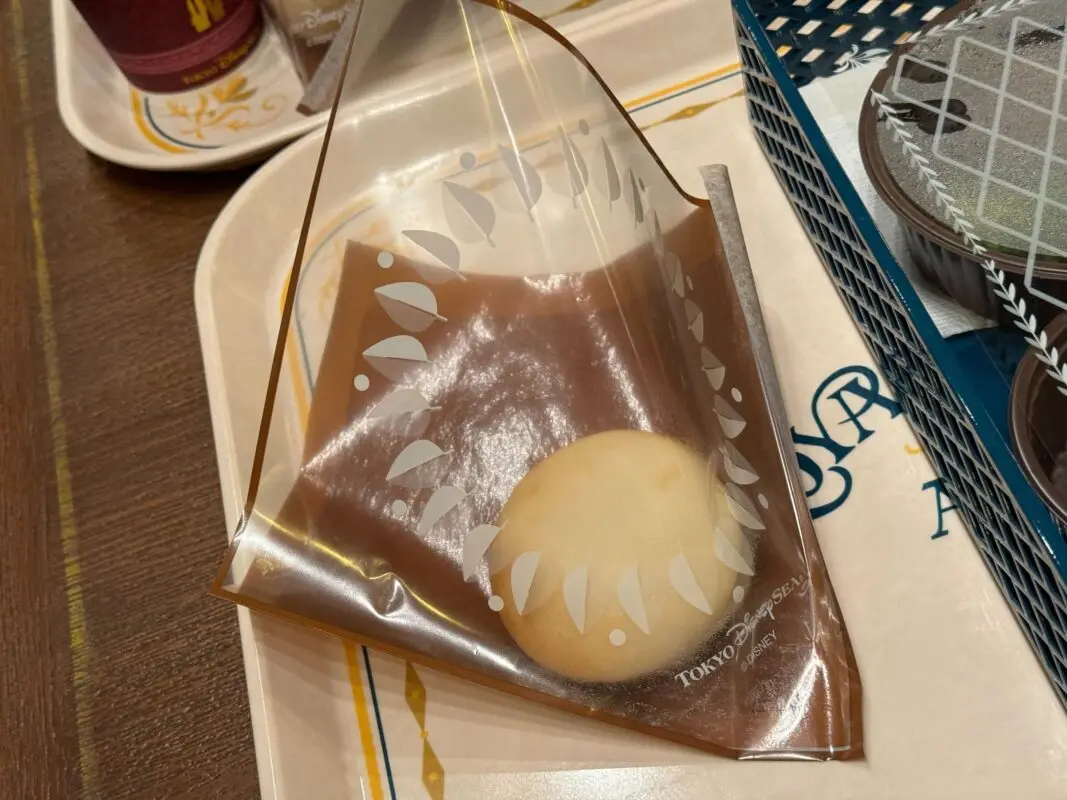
(488, 430), (750, 683)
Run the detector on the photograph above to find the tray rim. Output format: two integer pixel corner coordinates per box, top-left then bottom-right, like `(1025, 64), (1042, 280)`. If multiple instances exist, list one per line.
(195, 128), (316, 800)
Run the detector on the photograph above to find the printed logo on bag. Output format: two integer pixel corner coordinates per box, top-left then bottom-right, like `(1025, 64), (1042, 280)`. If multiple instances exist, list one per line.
(673, 574), (809, 688)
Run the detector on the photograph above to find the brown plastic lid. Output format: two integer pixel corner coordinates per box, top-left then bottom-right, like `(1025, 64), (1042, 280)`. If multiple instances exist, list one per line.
(859, 0), (1067, 281)
(1011, 312), (1067, 526)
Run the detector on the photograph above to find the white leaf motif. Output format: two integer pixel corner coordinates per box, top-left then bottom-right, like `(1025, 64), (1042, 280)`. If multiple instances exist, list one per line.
(725, 483), (765, 531)
(498, 145), (542, 212)
(558, 128), (588, 202)
(463, 523), (502, 581)
(417, 485), (467, 535)
(369, 389), (436, 437)
(374, 282), (444, 333)
(511, 551), (541, 613)
(617, 568), (650, 634)
(562, 566), (588, 633)
(595, 138), (622, 209)
(664, 253), (684, 297)
(363, 335), (429, 381)
(651, 211), (664, 257)
(386, 440), (448, 483)
(684, 299), (704, 343)
(442, 181), (496, 245)
(714, 524), (755, 576)
(668, 554), (711, 614)
(701, 347), (725, 390)
(402, 229), (464, 284)
(714, 395), (747, 439)
(722, 442), (759, 485)
(625, 169), (644, 226)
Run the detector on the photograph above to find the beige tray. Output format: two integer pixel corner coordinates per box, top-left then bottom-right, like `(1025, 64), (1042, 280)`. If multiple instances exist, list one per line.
(195, 2), (1067, 798)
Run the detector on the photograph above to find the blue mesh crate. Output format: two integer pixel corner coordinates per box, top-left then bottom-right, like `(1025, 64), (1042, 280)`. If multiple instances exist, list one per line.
(748, 0), (948, 85)
(731, 0), (1067, 706)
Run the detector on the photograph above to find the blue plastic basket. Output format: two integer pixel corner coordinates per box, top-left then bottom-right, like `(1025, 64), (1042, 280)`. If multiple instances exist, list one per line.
(747, 0), (947, 86)
(731, 0), (1067, 707)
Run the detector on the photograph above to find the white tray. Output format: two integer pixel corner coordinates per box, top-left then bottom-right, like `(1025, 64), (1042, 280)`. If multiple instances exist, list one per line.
(53, 0), (679, 171)
(195, 2), (1067, 798)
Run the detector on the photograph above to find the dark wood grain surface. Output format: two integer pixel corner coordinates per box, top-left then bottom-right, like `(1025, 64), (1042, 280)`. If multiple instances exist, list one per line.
(2, 2), (262, 797)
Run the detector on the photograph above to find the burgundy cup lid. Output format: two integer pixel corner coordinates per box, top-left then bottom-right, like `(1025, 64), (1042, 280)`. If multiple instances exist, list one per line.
(864, 0), (1067, 282)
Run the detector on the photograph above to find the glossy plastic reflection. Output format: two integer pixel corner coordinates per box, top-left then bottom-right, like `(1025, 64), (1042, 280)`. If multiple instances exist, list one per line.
(213, 0), (862, 759)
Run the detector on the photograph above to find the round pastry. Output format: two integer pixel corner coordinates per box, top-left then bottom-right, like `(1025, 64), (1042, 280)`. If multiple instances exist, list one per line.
(488, 429), (750, 683)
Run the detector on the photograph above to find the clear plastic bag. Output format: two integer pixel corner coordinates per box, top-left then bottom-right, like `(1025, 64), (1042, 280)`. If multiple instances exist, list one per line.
(213, 0), (862, 759)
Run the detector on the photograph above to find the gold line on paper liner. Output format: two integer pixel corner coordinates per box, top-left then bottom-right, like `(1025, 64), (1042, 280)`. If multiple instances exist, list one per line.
(544, 0), (608, 20)
(641, 88), (747, 131)
(345, 643), (387, 800)
(404, 662), (445, 800)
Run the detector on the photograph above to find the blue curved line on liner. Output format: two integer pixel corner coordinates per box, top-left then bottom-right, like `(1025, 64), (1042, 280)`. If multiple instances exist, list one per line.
(143, 97), (222, 151)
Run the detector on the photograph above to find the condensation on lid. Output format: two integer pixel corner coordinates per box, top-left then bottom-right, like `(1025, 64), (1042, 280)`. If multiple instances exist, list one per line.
(875, 0), (1067, 259)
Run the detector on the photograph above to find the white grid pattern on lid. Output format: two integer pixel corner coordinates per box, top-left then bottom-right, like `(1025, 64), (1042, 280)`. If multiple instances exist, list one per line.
(889, 15), (1067, 309)
(733, 0), (1067, 717)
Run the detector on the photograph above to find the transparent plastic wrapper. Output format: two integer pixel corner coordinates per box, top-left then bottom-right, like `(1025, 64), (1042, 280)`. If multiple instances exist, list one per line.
(858, 0), (1067, 531)
(213, 0), (863, 759)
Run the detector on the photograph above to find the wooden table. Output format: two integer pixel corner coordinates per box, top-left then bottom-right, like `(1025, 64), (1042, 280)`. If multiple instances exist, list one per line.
(2, 3), (261, 797)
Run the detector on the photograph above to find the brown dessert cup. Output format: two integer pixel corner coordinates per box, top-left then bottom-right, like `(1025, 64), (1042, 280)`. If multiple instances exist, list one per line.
(858, 0), (1067, 324)
(1010, 313), (1067, 528)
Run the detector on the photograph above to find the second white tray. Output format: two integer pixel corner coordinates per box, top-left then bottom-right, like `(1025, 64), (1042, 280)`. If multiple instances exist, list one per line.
(53, 0), (678, 171)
